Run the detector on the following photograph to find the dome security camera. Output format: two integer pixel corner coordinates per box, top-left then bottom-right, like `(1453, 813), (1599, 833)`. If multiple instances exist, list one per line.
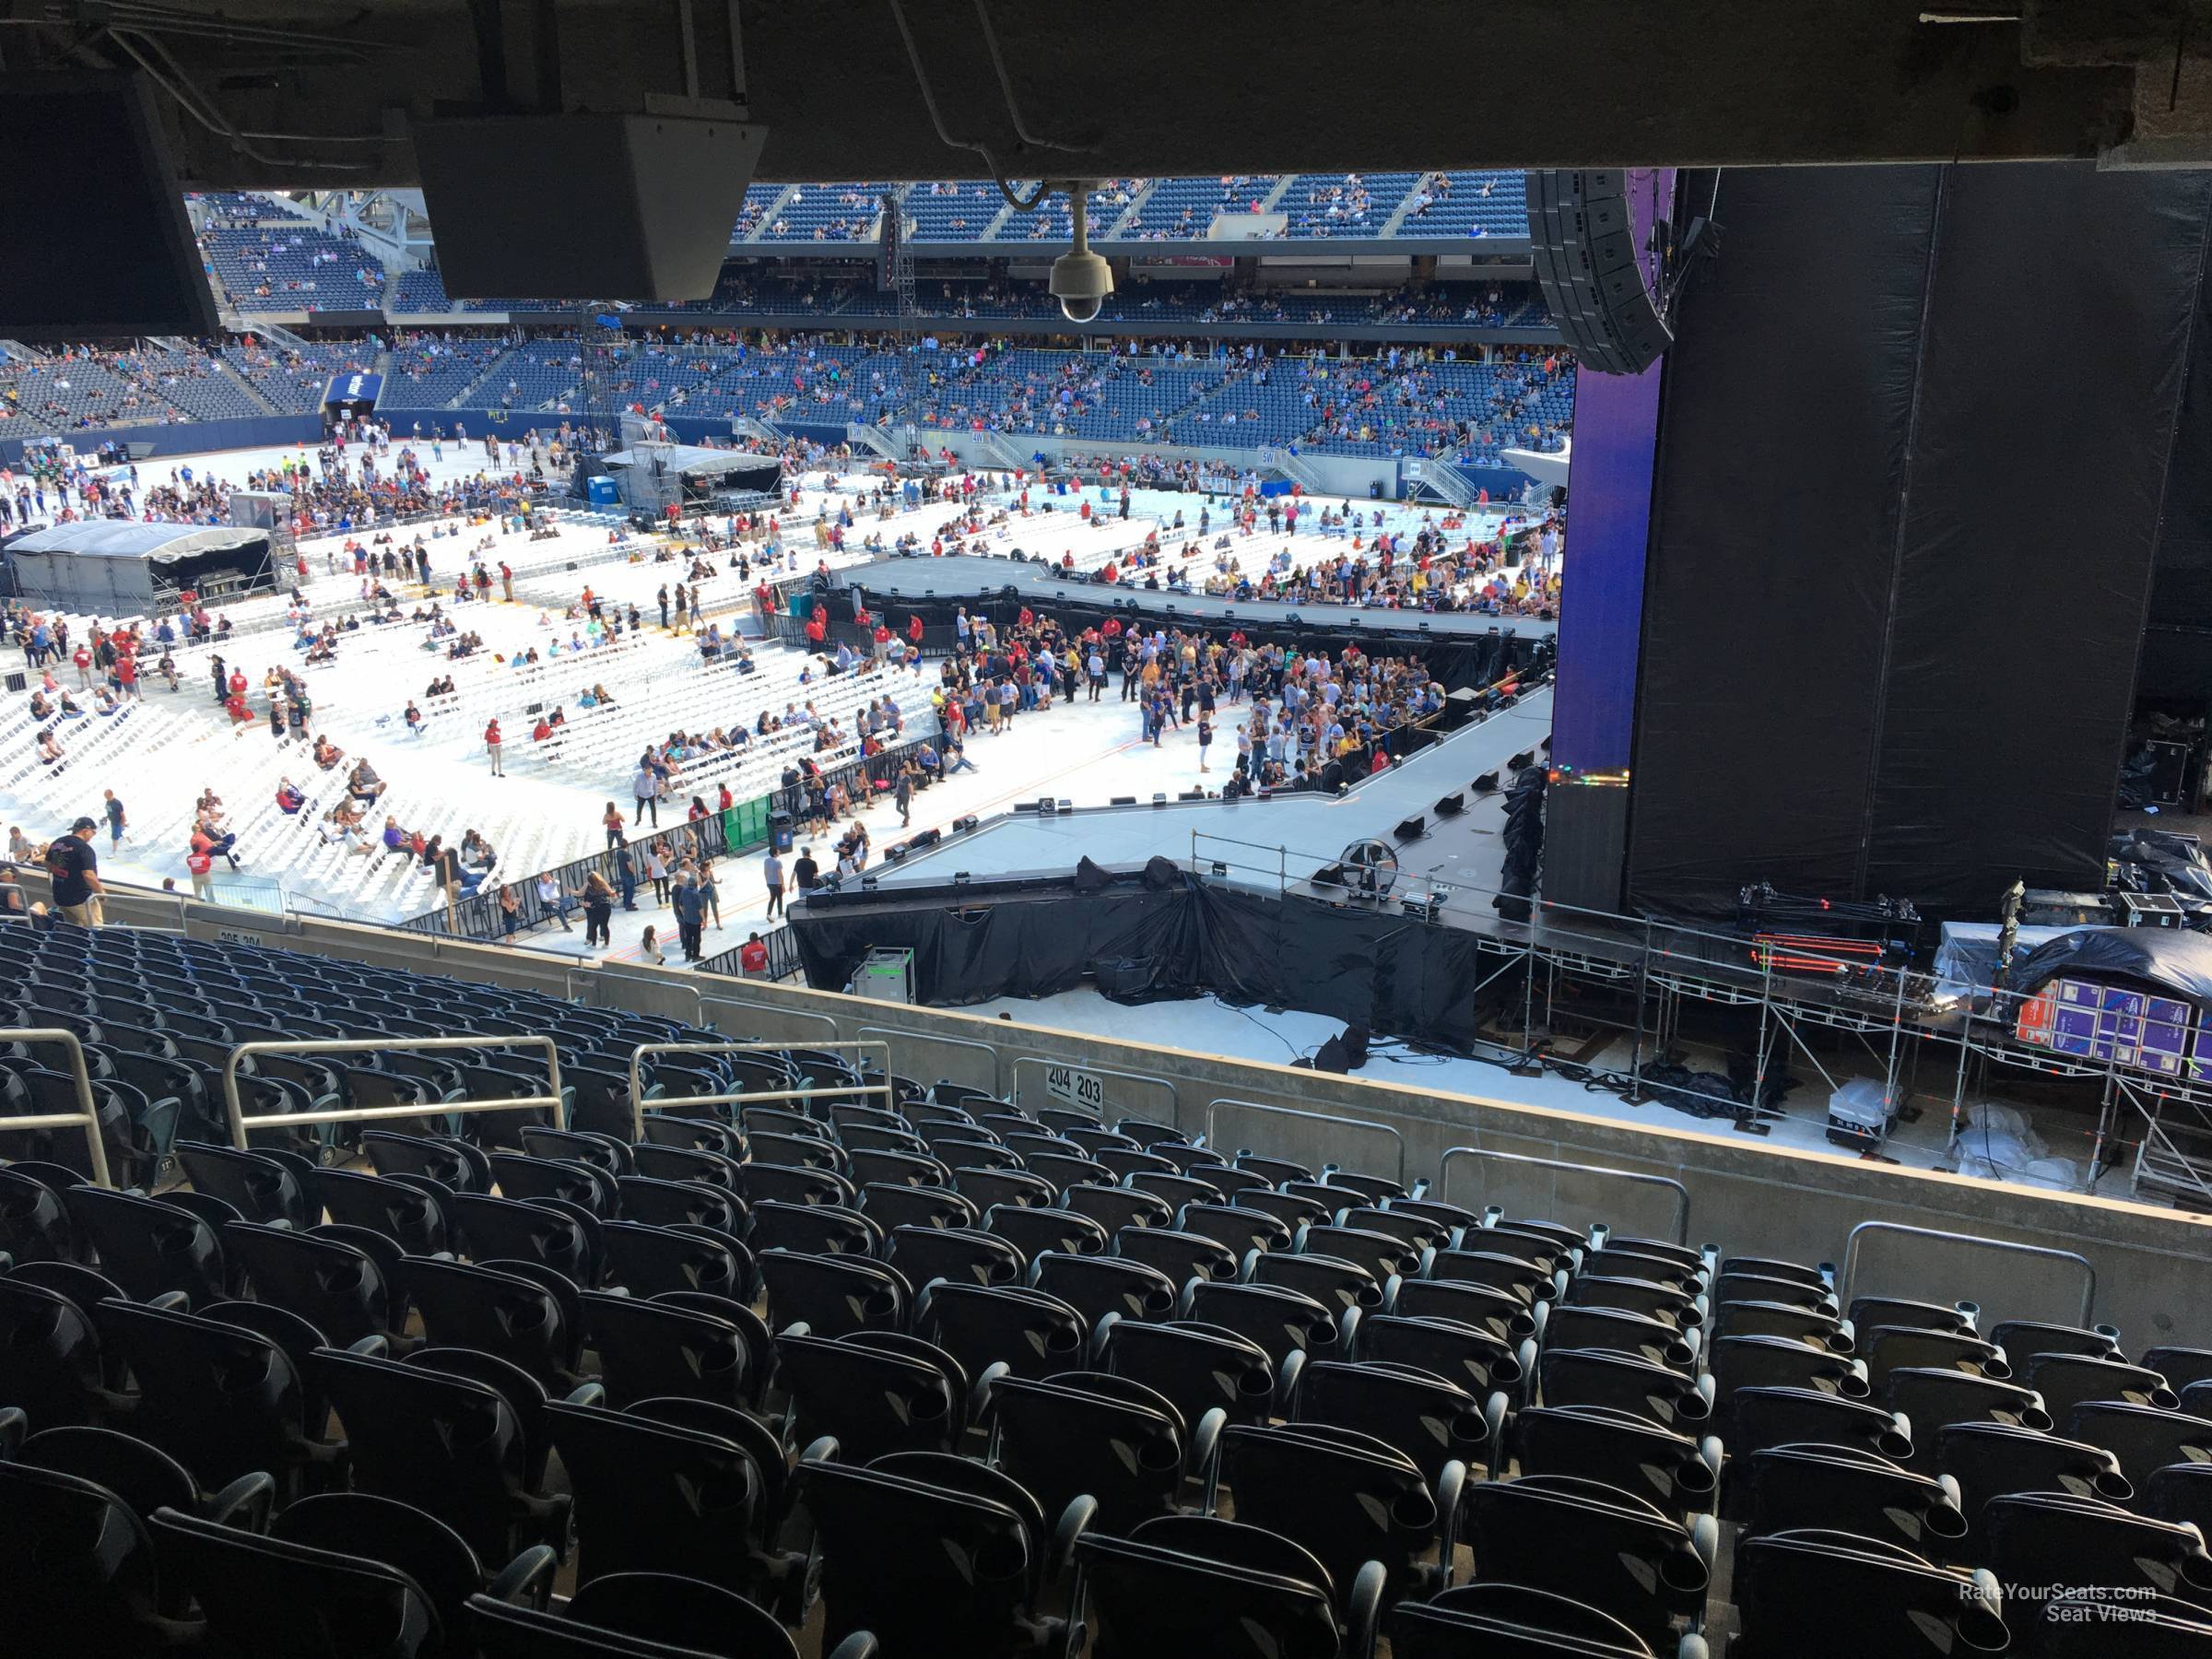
(1050, 183), (1113, 324)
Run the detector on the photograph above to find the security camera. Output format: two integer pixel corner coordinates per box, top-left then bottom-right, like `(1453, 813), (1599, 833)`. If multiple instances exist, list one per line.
(1050, 182), (1113, 324)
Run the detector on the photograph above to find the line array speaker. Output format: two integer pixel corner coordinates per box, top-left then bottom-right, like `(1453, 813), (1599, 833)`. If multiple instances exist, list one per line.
(1395, 816), (1427, 841)
(1434, 792), (1465, 817)
(1527, 168), (1672, 377)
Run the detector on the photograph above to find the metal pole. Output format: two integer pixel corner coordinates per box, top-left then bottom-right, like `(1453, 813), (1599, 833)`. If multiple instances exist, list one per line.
(1752, 959), (1775, 1113)
(1628, 919), (1653, 1102)
(0, 1029), (113, 1187)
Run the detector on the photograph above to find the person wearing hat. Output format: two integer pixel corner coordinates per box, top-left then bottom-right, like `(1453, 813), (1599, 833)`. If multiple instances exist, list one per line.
(46, 816), (105, 928)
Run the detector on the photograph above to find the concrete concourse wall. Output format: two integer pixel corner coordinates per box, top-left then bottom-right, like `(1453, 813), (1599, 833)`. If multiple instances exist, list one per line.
(96, 888), (2212, 1350)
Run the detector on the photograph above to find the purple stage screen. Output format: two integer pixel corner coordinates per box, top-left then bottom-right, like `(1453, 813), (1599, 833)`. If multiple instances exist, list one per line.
(1549, 168), (1675, 775)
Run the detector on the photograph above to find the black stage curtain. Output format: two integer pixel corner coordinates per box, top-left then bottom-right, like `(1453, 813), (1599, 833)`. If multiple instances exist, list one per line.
(1862, 165), (2206, 907)
(1628, 164), (2210, 918)
(790, 875), (1488, 1054)
(2139, 186), (2212, 701)
(1627, 165), (1940, 917)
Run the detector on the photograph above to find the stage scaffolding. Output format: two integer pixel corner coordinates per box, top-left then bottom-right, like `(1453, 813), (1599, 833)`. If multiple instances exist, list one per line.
(1189, 830), (2206, 1206)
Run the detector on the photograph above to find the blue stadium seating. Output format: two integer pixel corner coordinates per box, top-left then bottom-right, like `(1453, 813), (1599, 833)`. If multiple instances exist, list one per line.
(1273, 172), (1424, 239)
(1394, 171), (1529, 239)
(200, 225), (389, 313)
(901, 182), (1006, 241)
(756, 184), (889, 244)
(1120, 176), (1274, 241)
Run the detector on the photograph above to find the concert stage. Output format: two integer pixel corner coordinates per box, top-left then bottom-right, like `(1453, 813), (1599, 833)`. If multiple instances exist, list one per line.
(869, 685), (1556, 920)
(847, 552), (1558, 641)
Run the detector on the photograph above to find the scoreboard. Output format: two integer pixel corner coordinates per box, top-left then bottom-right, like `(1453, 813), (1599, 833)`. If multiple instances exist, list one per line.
(2014, 979), (2194, 1077)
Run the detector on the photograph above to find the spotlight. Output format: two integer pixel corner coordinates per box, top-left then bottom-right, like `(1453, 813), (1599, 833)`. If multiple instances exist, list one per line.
(954, 871), (971, 885)
(1210, 860), (1230, 877)
(1057, 799), (1073, 812)
(861, 875), (879, 890)
(1152, 794), (1167, 806)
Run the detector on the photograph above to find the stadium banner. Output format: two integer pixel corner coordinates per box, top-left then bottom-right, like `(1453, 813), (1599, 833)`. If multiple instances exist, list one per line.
(323, 371), (383, 407)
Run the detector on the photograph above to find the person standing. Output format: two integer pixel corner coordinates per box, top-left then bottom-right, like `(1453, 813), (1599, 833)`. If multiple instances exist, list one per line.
(646, 844), (671, 907)
(1197, 715), (1214, 774)
(792, 843), (819, 899)
(700, 862), (723, 931)
(673, 873), (706, 960)
(632, 756), (661, 827)
(101, 789), (126, 849)
(185, 835), (216, 901)
(763, 849), (785, 918)
(614, 843), (639, 912)
(603, 801), (626, 849)
(499, 560), (513, 603)
(46, 817), (104, 927)
(582, 869), (615, 947)
(894, 767), (913, 830)
(738, 931), (769, 977)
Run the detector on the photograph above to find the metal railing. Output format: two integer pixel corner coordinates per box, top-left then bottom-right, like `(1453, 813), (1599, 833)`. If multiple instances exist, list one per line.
(625, 1039), (892, 1139)
(221, 1034), (566, 1147)
(1438, 1147), (1691, 1245)
(700, 993), (840, 1042)
(1838, 1220), (2098, 1327)
(0, 1027), (112, 1186)
(1204, 1097), (1406, 1189)
(697, 925), (804, 983)
(859, 1026), (998, 1096)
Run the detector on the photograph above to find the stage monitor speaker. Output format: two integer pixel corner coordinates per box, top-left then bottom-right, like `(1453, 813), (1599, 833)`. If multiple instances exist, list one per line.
(1395, 816), (1427, 841)
(1110, 796), (1137, 806)
(1509, 749), (1535, 770)
(953, 816), (979, 833)
(0, 74), (219, 337)
(414, 112), (767, 301)
(909, 828), (942, 849)
(1526, 168), (1673, 377)
(1435, 792), (1465, 817)
(885, 844), (907, 864)
(1312, 863), (1345, 888)
(1473, 771), (1500, 794)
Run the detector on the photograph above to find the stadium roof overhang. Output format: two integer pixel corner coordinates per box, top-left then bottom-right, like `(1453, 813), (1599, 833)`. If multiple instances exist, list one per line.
(2, 0), (2203, 188)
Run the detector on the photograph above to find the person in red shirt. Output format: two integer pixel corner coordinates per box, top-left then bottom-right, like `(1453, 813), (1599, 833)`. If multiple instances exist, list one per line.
(484, 717), (504, 777)
(716, 782), (733, 813)
(531, 715), (552, 743)
(908, 614), (924, 645)
(114, 653), (138, 700)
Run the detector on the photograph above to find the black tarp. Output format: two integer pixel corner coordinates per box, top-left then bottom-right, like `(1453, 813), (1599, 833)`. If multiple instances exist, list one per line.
(1627, 166), (1939, 915)
(1628, 163), (2211, 920)
(1862, 165), (2206, 909)
(2140, 183), (2212, 702)
(2015, 926), (2212, 1007)
(789, 875), (1493, 1053)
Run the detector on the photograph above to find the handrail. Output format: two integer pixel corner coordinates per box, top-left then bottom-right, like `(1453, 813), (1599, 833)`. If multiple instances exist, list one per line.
(1009, 1055), (1177, 1121)
(222, 1034), (565, 1147)
(1204, 1097), (1406, 1188)
(0, 1027), (112, 1186)
(1838, 1220), (2097, 1325)
(858, 1025), (999, 1095)
(700, 994), (841, 1041)
(1438, 1147), (1691, 1244)
(627, 1039), (892, 1138)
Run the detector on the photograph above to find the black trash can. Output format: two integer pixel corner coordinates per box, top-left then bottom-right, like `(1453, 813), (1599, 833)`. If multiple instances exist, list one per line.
(768, 810), (795, 854)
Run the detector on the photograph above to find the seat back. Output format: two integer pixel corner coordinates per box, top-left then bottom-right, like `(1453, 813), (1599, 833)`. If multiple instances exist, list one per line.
(0, 1461), (171, 1658)
(92, 1299), (312, 1489)
(1074, 1530), (1342, 1659)
(546, 1400), (762, 1593)
(150, 1506), (441, 1658)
